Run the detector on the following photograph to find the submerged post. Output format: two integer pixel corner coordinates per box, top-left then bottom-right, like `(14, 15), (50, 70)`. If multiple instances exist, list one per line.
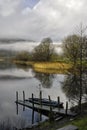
(40, 91), (42, 106)
(32, 93), (34, 124)
(23, 91), (25, 111)
(39, 90), (42, 121)
(32, 93), (34, 110)
(65, 101), (68, 115)
(16, 91), (18, 102)
(16, 103), (18, 115)
(57, 96), (60, 109)
(23, 91), (25, 102)
(48, 95), (53, 122)
(48, 95), (52, 111)
(16, 91), (18, 115)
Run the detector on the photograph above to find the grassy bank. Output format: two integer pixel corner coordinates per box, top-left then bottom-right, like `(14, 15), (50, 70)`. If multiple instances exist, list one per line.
(30, 103), (87, 130)
(72, 116), (87, 130)
(13, 60), (72, 74)
(29, 114), (87, 130)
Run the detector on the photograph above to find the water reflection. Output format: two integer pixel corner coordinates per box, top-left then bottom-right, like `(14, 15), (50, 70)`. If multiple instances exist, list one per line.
(33, 71), (55, 88)
(0, 60), (16, 70)
(15, 64), (55, 88)
(15, 63), (32, 71)
(0, 61), (34, 80)
(61, 72), (87, 106)
(0, 61), (66, 129)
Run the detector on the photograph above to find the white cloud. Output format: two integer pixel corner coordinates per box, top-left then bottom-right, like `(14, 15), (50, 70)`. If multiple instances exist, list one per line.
(0, 0), (20, 16)
(22, 7), (31, 15)
(0, 0), (87, 41)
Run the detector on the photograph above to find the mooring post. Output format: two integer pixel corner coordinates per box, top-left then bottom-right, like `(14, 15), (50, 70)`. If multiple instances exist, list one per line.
(23, 91), (25, 111)
(16, 103), (18, 115)
(40, 91), (42, 107)
(23, 91), (25, 102)
(16, 91), (18, 115)
(57, 96), (60, 110)
(48, 95), (51, 111)
(39, 90), (42, 121)
(32, 93), (34, 110)
(48, 95), (53, 122)
(16, 91), (18, 102)
(32, 93), (34, 124)
(65, 101), (68, 115)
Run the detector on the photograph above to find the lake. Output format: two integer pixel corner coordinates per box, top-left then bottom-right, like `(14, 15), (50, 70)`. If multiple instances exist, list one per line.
(0, 41), (69, 129)
(0, 60), (68, 129)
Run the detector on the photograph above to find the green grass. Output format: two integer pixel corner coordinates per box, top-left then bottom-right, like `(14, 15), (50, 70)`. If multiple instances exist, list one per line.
(41, 115), (87, 130)
(71, 116), (87, 130)
(28, 115), (87, 130)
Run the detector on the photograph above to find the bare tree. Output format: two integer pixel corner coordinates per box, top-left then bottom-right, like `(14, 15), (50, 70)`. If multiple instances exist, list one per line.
(62, 24), (87, 113)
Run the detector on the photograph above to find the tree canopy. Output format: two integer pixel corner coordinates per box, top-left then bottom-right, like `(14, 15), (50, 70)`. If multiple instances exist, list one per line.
(32, 37), (55, 61)
(62, 35), (81, 65)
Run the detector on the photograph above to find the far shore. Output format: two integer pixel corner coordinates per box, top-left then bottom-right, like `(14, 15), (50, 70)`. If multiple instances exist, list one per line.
(13, 60), (72, 74)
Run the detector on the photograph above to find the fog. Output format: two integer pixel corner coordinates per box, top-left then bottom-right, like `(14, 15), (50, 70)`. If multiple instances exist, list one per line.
(0, 42), (39, 52)
(0, 41), (63, 54)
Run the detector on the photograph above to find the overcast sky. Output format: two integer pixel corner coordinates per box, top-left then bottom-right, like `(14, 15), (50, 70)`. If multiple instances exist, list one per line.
(0, 0), (87, 42)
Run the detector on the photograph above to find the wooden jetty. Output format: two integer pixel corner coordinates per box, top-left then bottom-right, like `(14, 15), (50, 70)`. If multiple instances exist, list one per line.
(16, 100), (77, 116)
(15, 100), (77, 117)
(15, 91), (77, 120)
(28, 97), (64, 108)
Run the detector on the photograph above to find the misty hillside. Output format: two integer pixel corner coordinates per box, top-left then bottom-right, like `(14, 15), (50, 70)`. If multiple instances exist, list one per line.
(0, 38), (34, 43)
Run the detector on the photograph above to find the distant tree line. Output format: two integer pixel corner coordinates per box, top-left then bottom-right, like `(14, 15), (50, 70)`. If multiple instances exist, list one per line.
(14, 34), (87, 64)
(15, 37), (58, 62)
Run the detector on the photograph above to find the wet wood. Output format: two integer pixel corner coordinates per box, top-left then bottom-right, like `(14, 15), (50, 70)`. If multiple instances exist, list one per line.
(23, 91), (25, 111)
(16, 91), (18, 114)
(65, 102), (68, 115)
(39, 91), (42, 121)
(16, 91), (18, 102)
(32, 93), (34, 124)
(15, 100), (77, 117)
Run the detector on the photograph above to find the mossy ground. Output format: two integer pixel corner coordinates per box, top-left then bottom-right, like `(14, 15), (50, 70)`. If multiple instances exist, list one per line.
(28, 114), (87, 130)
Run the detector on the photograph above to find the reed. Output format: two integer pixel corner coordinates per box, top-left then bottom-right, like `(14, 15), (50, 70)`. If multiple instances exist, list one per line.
(13, 60), (72, 74)
(33, 62), (72, 74)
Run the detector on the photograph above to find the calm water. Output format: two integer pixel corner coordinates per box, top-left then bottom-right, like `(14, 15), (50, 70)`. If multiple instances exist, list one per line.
(0, 61), (68, 128)
(0, 42), (86, 129)
(0, 41), (67, 129)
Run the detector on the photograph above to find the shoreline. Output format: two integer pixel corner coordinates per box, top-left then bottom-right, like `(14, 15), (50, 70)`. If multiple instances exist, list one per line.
(13, 60), (72, 74)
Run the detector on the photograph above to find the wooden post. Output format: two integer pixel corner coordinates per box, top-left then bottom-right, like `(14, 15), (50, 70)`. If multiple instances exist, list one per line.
(16, 91), (18, 102)
(65, 102), (68, 115)
(16, 103), (18, 115)
(16, 91), (18, 115)
(39, 91), (42, 121)
(23, 91), (25, 102)
(32, 93), (34, 124)
(48, 95), (53, 122)
(32, 93), (34, 110)
(23, 91), (25, 111)
(57, 96), (60, 110)
(40, 91), (42, 107)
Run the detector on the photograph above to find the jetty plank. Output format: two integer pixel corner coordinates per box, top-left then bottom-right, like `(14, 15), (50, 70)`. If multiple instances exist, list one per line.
(16, 100), (77, 117)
